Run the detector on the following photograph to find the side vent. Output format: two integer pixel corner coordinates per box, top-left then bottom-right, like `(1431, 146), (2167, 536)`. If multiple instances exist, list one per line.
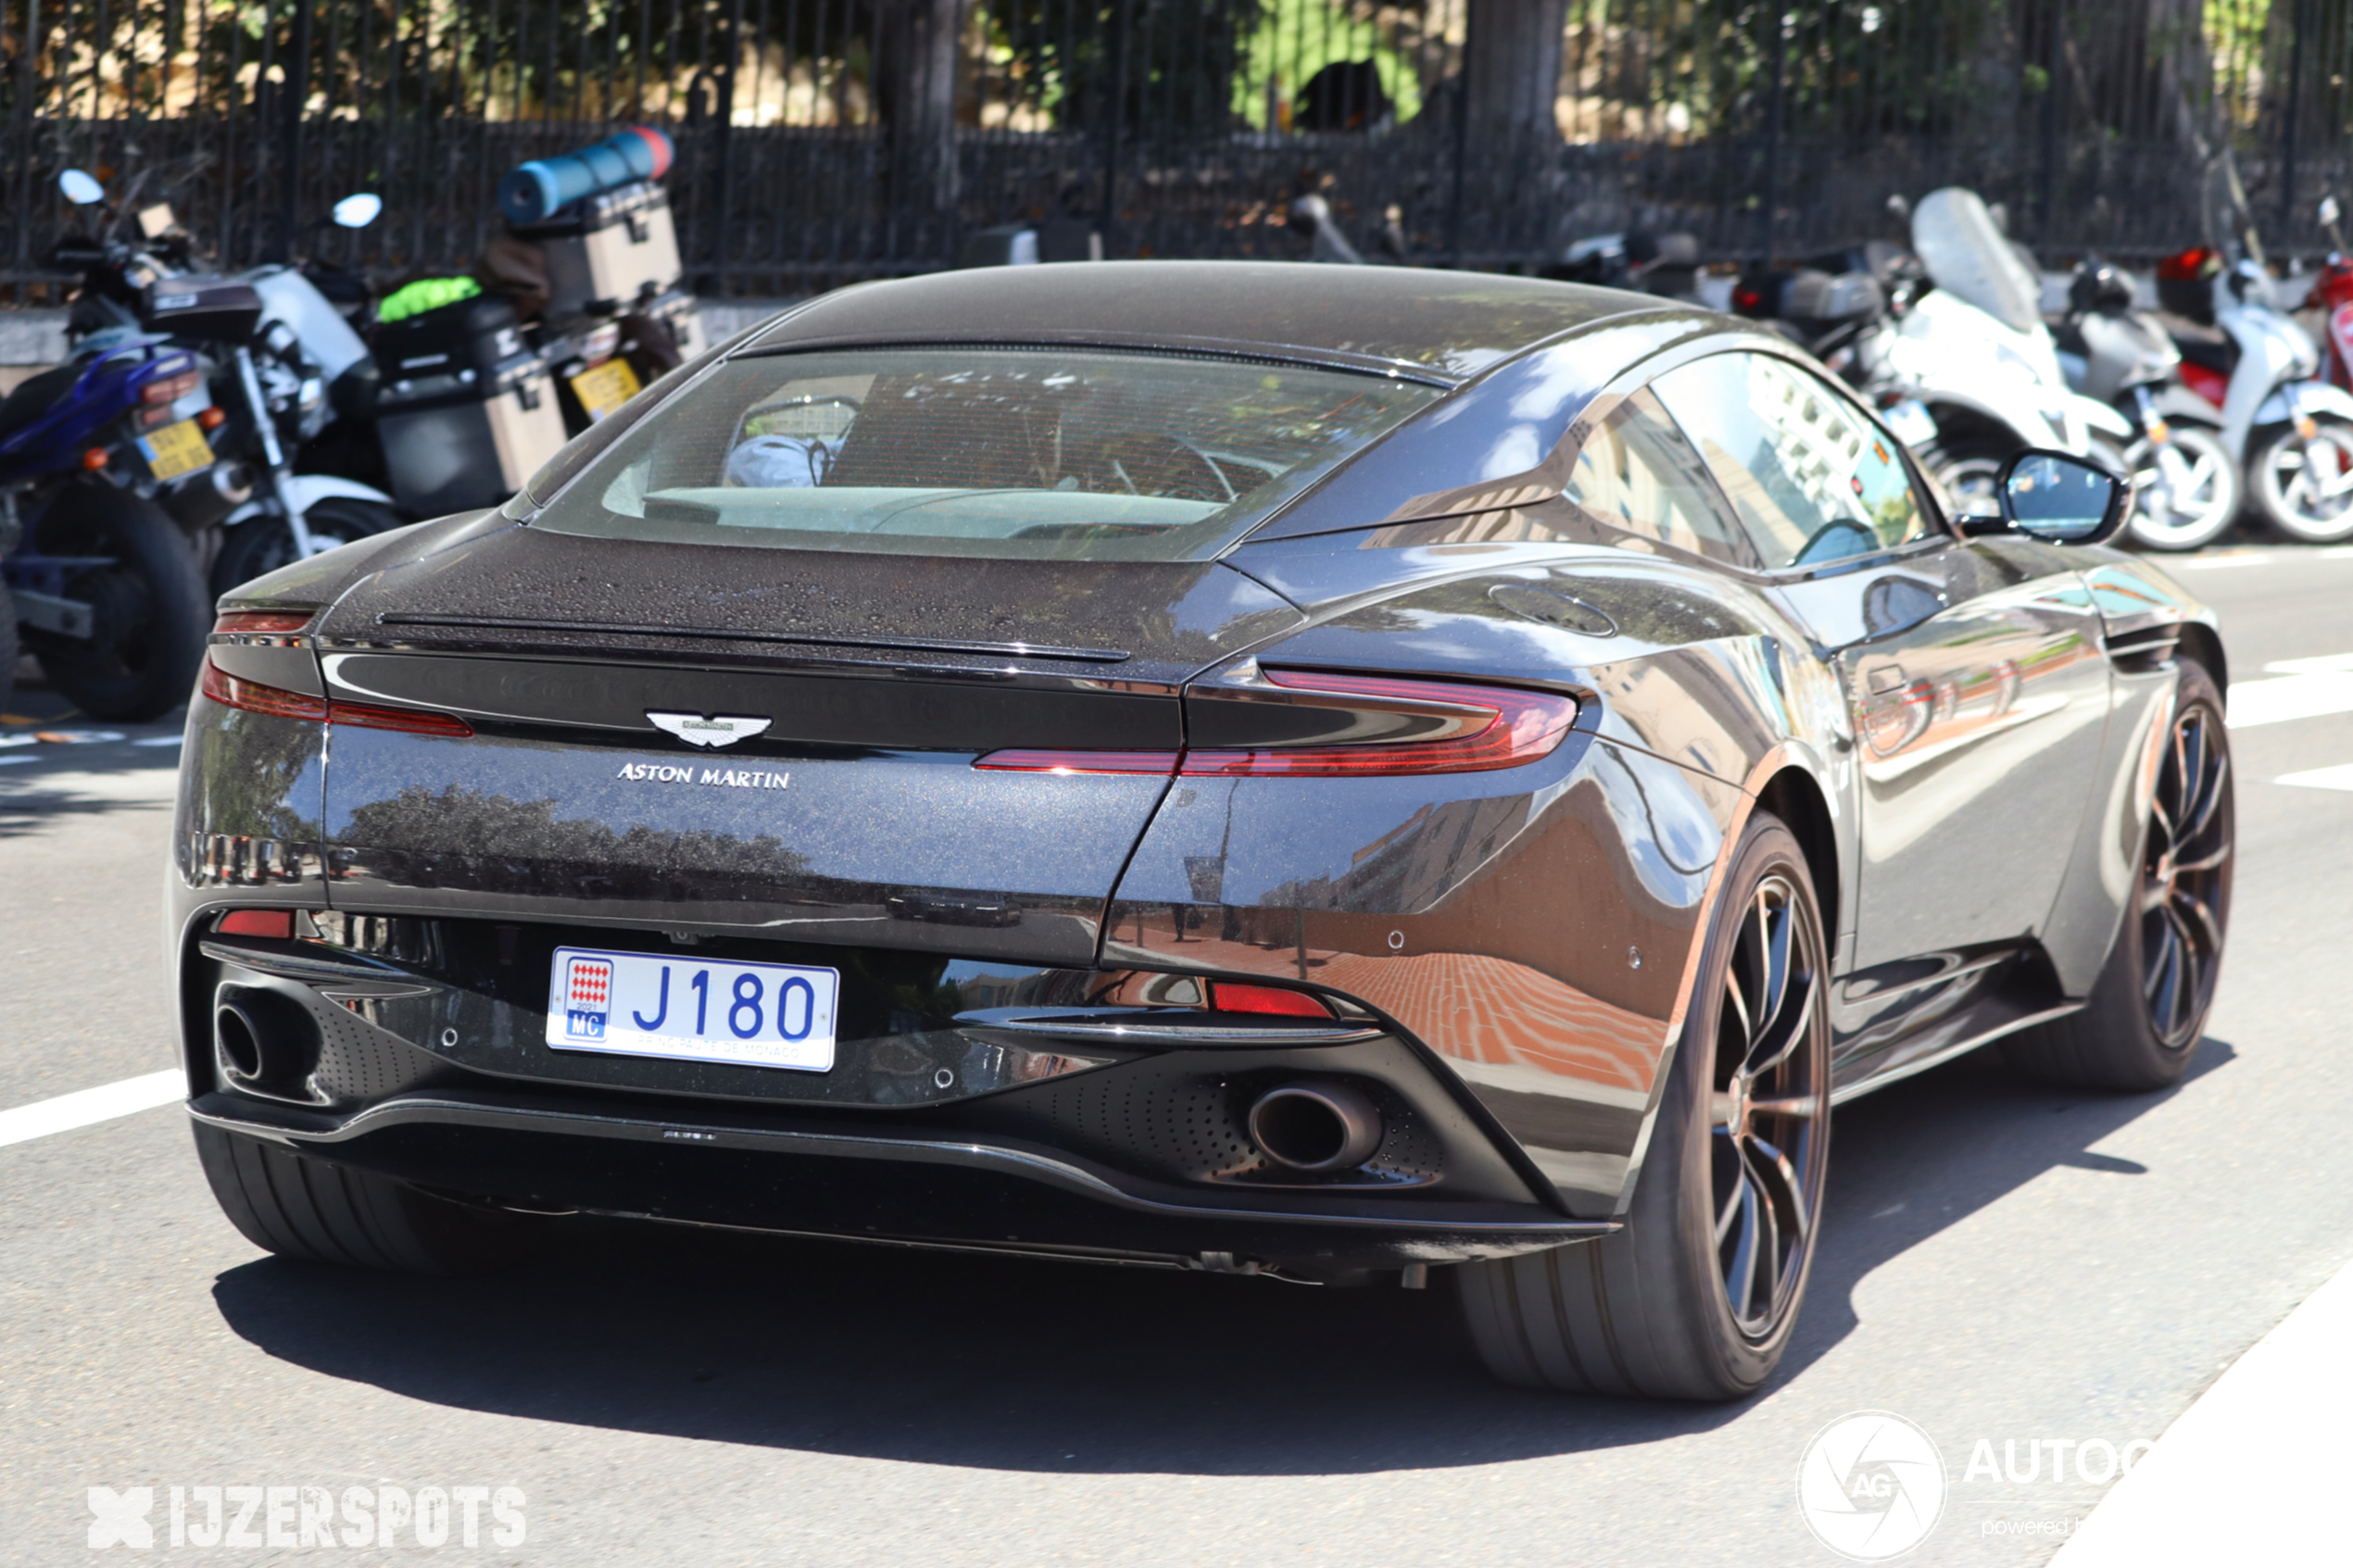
(2105, 623), (2181, 676)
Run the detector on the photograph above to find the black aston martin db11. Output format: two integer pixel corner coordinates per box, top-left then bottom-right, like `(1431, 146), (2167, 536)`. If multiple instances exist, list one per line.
(172, 263), (2231, 1400)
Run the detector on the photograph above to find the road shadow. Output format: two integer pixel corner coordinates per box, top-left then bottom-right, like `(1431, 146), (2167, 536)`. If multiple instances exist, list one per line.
(208, 1035), (2233, 1476)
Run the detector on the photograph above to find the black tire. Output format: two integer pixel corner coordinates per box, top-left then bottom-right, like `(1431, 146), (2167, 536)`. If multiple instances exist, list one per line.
(2003, 659), (2233, 1089)
(24, 481), (208, 722)
(2250, 419), (2353, 543)
(191, 1120), (534, 1275)
(210, 495), (405, 596)
(0, 584), (17, 716)
(1453, 812), (1831, 1400)
(1919, 436), (2013, 521)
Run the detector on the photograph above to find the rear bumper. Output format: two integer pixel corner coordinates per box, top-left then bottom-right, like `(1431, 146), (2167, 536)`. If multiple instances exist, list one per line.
(179, 919), (1609, 1273)
(186, 1086), (1609, 1272)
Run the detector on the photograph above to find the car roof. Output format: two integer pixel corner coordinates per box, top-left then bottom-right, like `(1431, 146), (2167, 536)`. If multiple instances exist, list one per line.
(739, 261), (1680, 383)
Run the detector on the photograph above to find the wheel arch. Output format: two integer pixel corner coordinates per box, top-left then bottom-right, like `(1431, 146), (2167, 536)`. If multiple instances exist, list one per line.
(1755, 765), (1841, 943)
(2175, 621), (2229, 694)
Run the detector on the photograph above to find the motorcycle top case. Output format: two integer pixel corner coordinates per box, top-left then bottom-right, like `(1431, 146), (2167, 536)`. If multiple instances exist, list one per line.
(509, 178), (683, 322)
(372, 294), (533, 385)
(372, 296), (566, 517)
(141, 275), (264, 345)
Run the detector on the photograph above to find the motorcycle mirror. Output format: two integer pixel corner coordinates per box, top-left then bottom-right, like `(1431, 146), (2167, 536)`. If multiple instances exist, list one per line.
(1996, 449), (2127, 546)
(58, 169), (106, 206)
(332, 193), (384, 229)
(2322, 196), (2342, 228)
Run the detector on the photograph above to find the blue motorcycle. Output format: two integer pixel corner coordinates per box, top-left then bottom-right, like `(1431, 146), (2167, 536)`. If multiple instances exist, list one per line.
(1, 282), (233, 720)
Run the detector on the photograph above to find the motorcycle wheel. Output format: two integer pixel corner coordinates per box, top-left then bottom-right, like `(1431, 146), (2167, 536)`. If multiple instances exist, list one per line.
(0, 582), (17, 716)
(2252, 419), (2353, 543)
(210, 496), (406, 596)
(26, 482), (209, 723)
(1920, 439), (2012, 521)
(2121, 422), (2245, 551)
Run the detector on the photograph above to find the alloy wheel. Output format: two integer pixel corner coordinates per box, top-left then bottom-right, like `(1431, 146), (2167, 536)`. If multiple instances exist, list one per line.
(2256, 423), (2353, 541)
(1708, 873), (1828, 1339)
(2141, 700), (2233, 1049)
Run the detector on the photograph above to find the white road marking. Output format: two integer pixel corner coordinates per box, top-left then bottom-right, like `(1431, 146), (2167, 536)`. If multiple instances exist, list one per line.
(132, 735), (182, 747)
(0, 1071), (184, 1149)
(2276, 762), (2353, 791)
(2227, 674), (2353, 727)
(2054, 1253), (2353, 1565)
(2169, 552), (2275, 570)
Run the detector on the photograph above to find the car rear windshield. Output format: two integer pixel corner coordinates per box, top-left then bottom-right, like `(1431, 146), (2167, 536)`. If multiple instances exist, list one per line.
(525, 346), (1441, 560)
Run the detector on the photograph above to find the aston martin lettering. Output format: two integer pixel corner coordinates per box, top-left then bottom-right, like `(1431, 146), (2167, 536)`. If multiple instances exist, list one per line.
(615, 762), (790, 790)
(647, 711), (774, 748)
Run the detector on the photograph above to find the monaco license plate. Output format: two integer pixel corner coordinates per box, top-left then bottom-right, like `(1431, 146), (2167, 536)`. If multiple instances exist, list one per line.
(137, 418), (211, 481)
(546, 947), (837, 1072)
(569, 358), (641, 421)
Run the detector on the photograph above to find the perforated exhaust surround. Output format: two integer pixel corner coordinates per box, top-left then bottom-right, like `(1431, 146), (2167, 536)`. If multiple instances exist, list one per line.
(977, 1061), (1444, 1189)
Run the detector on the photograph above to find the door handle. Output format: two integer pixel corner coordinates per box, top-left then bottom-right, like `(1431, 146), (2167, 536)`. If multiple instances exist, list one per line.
(1867, 664), (1908, 695)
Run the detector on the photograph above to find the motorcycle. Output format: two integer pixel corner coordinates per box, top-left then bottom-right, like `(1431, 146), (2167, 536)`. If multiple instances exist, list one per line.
(2054, 258), (2244, 550)
(0, 251), (228, 720)
(1731, 192), (2130, 512)
(52, 170), (407, 593)
(1878, 188), (2134, 508)
(2300, 195), (2353, 396)
(2158, 240), (2353, 543)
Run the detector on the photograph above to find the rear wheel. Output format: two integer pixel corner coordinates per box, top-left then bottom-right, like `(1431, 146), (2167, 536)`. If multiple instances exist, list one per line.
(210, 495), (405, 596)
(25, 481), (208, 722)
(1453, 813), (1830, 1400)
(192, 1120), (535, 1275)
(2004, 659), (2233, 1089)
(2252, 419), (2353, 542)
(2121, 423), (2244, 551)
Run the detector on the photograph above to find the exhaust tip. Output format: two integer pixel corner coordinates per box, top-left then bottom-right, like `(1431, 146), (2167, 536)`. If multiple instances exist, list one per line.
(213, 986), (321, 1096)
(1247, 1080), (1383, 1172)
(214, 1002), (263, 1081)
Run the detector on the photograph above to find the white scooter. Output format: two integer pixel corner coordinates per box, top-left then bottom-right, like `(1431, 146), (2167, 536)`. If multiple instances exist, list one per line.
(1869, 188), (2135, 510)
(2173, 249), (2353, 542)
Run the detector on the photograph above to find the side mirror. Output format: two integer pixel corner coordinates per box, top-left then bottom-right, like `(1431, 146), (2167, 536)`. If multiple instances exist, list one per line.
(58, 169), (106, 206)
(1997, 449), (2126, 546)
(332, 193), (384, 229)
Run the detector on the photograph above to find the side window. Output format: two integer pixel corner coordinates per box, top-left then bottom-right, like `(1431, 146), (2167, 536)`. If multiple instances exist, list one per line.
(1651, 352), (1931, 571)
(1562, 388), (1759, 567)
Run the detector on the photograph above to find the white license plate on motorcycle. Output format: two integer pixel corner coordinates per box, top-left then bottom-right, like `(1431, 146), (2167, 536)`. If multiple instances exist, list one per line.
(546, 947), (837, 1072)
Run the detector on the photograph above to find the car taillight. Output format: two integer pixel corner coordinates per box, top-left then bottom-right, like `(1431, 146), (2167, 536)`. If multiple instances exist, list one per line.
(1182, 671), (1578, 777)
(973, 673), (1576, 778)
(215, 909), (296, 939)
(199, 658), (474, 736)
(1207, 982), (1333, 1017)
(142, 370), (203, 405)
(213, 610), (316, 636)
(972, 749), (1181, 775)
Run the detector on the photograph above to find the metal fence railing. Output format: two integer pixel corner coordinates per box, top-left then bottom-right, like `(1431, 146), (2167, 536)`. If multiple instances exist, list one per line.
(5, 0), (2352, 295)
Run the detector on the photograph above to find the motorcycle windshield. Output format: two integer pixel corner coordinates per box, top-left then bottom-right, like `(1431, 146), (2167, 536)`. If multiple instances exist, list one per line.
(1911, 188), (2043, 334)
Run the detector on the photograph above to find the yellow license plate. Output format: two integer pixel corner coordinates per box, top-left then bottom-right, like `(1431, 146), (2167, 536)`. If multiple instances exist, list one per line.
(570, 358), (641, 421)
(138, 418), (211, 481)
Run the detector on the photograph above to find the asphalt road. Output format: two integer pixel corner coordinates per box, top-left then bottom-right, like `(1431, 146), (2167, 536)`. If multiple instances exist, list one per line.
(6, 543), (2353, 1566)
